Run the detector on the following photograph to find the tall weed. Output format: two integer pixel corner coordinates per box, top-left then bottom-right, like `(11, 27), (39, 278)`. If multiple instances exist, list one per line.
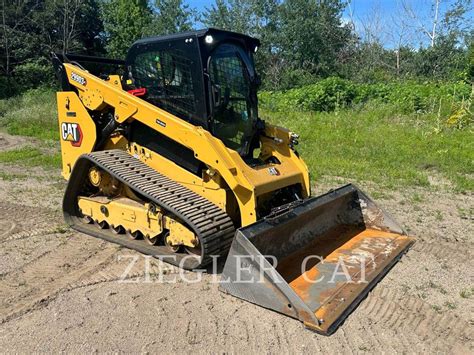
(0, 87), (58, 141)
(260, 78), (473, 123)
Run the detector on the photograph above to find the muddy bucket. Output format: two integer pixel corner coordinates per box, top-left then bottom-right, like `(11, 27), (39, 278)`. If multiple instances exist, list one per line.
(219, 184), (414, 335)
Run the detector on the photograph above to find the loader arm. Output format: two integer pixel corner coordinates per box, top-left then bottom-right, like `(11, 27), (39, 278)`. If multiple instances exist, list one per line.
(59, 62), (309, 226)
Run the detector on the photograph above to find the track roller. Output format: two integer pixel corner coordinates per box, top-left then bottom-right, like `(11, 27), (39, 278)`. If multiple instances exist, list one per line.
(164, 231), (182, 253)
(96, 220), (109, 229)
(111, 224), (125, 234)
(126, 229), (143, 240)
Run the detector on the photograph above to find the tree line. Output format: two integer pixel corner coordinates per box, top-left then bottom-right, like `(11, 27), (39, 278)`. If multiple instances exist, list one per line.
(1, 0), (472, 98)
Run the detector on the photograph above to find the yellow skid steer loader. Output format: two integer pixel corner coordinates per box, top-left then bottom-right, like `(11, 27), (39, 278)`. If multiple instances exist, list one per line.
(52, 28), (414, 334)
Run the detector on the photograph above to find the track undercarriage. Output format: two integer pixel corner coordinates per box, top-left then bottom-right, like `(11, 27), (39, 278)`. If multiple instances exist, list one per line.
(64, 149), (235, 269)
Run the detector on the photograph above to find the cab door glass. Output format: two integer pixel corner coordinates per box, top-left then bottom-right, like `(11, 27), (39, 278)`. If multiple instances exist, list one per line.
(209, 44), (255, 155)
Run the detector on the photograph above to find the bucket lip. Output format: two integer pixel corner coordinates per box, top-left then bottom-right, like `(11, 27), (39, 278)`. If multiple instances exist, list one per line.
(237, 183), (361, 239)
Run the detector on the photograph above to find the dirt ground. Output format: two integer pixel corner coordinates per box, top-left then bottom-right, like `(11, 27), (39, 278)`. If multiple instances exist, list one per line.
(0, 131), (472, 353)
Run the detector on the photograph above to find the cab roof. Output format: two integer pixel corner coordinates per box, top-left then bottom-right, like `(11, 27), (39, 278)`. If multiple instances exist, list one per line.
(131, 28), (260, 52)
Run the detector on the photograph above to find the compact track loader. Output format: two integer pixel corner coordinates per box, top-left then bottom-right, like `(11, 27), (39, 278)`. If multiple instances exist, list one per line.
(52, 28), (414, 334)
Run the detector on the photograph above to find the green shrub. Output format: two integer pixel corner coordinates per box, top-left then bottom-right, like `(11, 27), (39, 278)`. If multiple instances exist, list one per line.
(14, 61), (55, 91)
(259, 78), (473, 117)
(0, 58), (57, 99)
(0, 76), (21, 99)
(274, 68), (318, 90)
(260, 77), (356, 112)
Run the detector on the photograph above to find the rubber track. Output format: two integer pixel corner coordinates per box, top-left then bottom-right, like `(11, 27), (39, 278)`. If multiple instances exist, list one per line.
(64, 149), (235, 269)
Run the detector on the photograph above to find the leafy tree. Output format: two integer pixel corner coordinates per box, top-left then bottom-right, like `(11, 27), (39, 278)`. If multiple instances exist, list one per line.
(401, 0), (472, 48)
(0, 0), (472, 97)
(278, 0), (350, 77)
(147, 0), (195, 36)
(71, 0), (105, 55)
(443, 0), (473, 43)
(101, 0), (152, 58)
(412, 35), (467, 80)
(35, 0), (104, 54)
(202, 0), (275, 34)
(201, 0), (232, 31)
(0, 0), (104, 98)
(202, 0), (279, 86)
(466, 36), (474, 83)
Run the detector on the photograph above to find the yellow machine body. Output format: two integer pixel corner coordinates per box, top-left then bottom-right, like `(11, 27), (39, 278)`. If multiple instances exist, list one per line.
(54, 30), (414, 335)
(58, 62), (310, 227)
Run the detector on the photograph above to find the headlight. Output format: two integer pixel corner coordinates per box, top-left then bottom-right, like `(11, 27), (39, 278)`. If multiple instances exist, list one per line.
(205, 35), (213, 44)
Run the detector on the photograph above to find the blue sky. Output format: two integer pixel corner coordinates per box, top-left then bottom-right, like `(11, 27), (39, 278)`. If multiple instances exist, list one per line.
(186, 0), (466, 18)
(186, 0), (473, 47)
(186, 0), (406, 20)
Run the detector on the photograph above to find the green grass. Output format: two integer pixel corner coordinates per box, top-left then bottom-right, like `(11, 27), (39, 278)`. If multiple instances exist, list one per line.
(263, 103), (473, 192)
(0, 147), (61, 169)
(1, 88), (472, 192)
(444, 301), (457, 310)
(0, 171), (29, 181)
(0, 87), (58, 141)
(0, 88), (60, 170)
(460, 288), (474, 299)
(411, 193), (425, 203)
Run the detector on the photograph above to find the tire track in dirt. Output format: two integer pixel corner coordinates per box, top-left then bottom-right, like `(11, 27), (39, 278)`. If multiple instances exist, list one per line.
(0, 133), (29, 151)
(412, 241), (473, 262)
(1, 225), (66, 243)
(61, 250), (188, 290)
(0, 235), (119, 324)
(65, 269), (145, 290)
(0, 203), (59, 217)
(0, 237), (69, 278)
(357, 285), (472, 352)
(0, 202), (67, 276)
(212, 237), (472, 353)
(206, 235), (473, 353)
(60, 252), (471, 354)
(1, 183), (471, 353)
(0, 201), (56, 214)
(0, 202), (60, 237)
(0, 220), (17, 239)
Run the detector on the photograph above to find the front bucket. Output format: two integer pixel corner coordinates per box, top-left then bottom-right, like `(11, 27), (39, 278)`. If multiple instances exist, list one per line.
(219, 184), (414, 335)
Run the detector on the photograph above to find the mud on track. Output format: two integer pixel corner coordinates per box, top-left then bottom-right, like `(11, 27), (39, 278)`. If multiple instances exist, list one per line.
(0, 132), (472, 353)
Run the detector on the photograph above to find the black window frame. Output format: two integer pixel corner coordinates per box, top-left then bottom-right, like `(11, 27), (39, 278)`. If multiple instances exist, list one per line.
(126, 37), (208, 128)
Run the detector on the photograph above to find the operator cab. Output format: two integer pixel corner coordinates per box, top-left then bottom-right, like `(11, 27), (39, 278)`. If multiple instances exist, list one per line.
(125, 28), (261, 157)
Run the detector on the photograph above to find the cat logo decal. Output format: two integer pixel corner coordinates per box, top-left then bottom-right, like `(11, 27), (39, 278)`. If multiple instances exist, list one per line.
(61, 122), (83, 147)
